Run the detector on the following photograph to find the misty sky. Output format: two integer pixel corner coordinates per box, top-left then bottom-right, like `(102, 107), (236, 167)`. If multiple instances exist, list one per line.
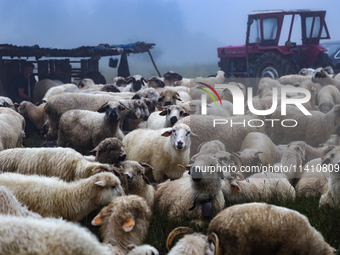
(1, 0), (339, 76)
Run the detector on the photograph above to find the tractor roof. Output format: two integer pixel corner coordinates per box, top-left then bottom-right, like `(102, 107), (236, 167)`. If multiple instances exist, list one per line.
(251, 9), (325, 15)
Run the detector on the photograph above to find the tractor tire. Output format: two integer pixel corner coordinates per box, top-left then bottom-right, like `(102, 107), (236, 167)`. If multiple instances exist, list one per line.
(314, 52), (333, 69)
(253, 51), (297, 81)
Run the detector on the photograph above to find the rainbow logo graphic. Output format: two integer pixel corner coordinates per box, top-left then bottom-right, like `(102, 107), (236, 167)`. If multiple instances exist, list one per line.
(196, 82), (222, 106)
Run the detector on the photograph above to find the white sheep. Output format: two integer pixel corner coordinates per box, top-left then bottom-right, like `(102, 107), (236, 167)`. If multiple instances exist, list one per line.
(42, 83), (78, 102)
(317, 85), (340, 113)
(17, 100), (48, 129)
(0, 215), (111, 255)
(267, 105), (340, 146)
(0, 147), (121, 182)
(312, 67), (340, 88)
(234, 132), (276, 174)
(155, 153), (225, 221)
(168, 202), (335, 255)
(91, 195), (152, 255)
(295, 158), (329, 197)
(123, 123), (197, 183)
(0, 186), (42, 218)
(57, 101), (130, 154)
(0, 172), (124, 221)
(0, 110), (25, 151)
(319, 146), (340, 207)
(0, 96), (15, 109)
(177, 114), (266, 155)
(123, 75), (148, 92)
(146, 105), (189, 129)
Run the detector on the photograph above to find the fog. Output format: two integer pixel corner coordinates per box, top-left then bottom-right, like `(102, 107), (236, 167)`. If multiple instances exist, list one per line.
(1, 0), (339, 78)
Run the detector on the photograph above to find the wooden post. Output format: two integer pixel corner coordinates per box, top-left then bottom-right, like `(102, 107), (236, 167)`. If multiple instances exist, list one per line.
(147, 49), (161, 77)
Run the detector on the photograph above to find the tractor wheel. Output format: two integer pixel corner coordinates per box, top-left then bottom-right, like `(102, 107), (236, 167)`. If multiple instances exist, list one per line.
(253, 51), (296, 81)
(314, 52), (333, 69)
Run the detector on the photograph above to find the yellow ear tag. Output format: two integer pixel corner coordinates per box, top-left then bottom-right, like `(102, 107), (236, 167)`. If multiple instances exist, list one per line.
(94, 216), (101, 225)
(234, 186), (240, 193)
(297, 160), (301, 165)
(125, 219), (133, 228)
(136, 112), (140, 118)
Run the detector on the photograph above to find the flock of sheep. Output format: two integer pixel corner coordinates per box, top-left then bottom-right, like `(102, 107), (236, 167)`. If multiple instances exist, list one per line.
(0, 66), (340, 254)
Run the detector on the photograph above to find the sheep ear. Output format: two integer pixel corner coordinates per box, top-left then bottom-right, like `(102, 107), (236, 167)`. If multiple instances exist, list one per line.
(127, 244), (136, 251)
(122, 218), (135, 232)
(159, 110), (167, 116)
(142, 174), (151, 185)
(322, 158), (331, 166)
(91, 214), (102, 226)
(190, 131), (199, 140)
(321, 146), (335, 158)
(191, 153), (199, 161)
(161, 130), (173, 137)
(231, 179), (241, 193)
(139, 162), (154, 170)
(131, 94), (141, 100)
(207, 233), (219, 255)
(118, 101), (131, 111)
(94, 181), (105, 187)
(97, 102), (109, 113)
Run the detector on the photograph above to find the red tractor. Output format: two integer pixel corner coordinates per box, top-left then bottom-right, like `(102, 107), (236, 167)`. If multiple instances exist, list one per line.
(218, 9), (332, 81)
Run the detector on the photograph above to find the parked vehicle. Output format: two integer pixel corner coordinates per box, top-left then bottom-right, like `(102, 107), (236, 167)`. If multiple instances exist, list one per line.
(322, 40), (340, 73)
(218, 9), (332, 81)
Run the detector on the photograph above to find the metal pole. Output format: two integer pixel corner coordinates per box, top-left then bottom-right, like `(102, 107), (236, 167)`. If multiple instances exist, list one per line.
(147, 49), (161, 77)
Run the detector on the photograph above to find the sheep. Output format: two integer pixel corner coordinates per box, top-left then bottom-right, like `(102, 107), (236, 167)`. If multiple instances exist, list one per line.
(166, 227), (218, 255)
(317, 85), (340, 113)
(0, 215), (112, 255)
(289, 140), (326, 165)
(148, 71), (183, 88)
(0, 112), (25, 151)
(0, 106), (26, 130)
(17, 100), (48, 129)
(312, 67), (340, 89)
(57, 101), (130, 154)
(123, 123), (197, 183)
(298, 67), (314, 76)
(233, 132), (276, 175)
(146, 105), (189, 129)
(157, 89), (182, 106)
(0, 186), (42, 218)
(177, 114), (266, 156)
(118, 160), (155, 210)
(0, 96), (15, 109)
(42, 83), (78, 102)
(154, 153), (225, 221)
(221, 171), (295, 203)
(84, 137), (126, 165)
(44, 93), (148, 140)
(190, 99), (233, 117)
(190, 140), (227, 161)
(0, 172), (124, 221)
(91, 195), (152, 255)
(123, 75), (148, 92)
(319, 146), (340, 207)
(127, 244), (159, 255)
(277, 74), (311, 85)
(32, 78), (58, 104)
(267, 104), (340, 146)
(206, 203), (335, 255)
(295, 158), (329, 197)
(0, 147), (122, 182)
(190, 70), (226, 87)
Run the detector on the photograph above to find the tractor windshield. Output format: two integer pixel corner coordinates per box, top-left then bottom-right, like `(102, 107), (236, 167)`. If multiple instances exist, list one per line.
(263, 18), (278, 40)
(249, 18), (260, 43)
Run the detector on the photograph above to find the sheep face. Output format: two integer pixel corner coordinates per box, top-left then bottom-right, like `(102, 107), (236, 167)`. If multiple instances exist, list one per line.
(147, 76), (165, 88)
(159, 105), (189, 126)
(158, 90), (181, 106)
(161, 124), (196, 151)
(92, 172), (125, 206)
(322, 146), (340, 175)
(91, 138), (126, 165)
(163, 71), (183, 82)
(123, 99), (150, 119)
(97, 101), (129, 122)
(118, 160), (151, 191)
(17, 102), (28, 115)
(127, 75), (148, 92)
(101, 84), (120, 93)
